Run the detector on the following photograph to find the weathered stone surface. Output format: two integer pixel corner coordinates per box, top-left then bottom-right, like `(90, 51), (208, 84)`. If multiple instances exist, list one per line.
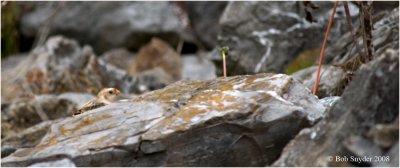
(324, 7), (399, 65)
(29, 158), (76, 167)
(128, 38), (182, 82)
(2, 73), (325, 167)
(184, 1), (228, 49)
(1, 36), (140, 103)
(272, 49), (399, 167)
(19, 1), (182, 53)
(1, 119), (61, 158)
(1, 93), (93, 138)
(1, 53), (28, 72)
(218, 1), (359, 75)
(291, 65), (346, 98)
(99, 48), (135, 70)
(182, 54), (216, 80)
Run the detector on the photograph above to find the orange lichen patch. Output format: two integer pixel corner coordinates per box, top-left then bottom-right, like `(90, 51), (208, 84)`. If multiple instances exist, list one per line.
(60, 114), (113, 134)
(60, 127), (68, 136)
(139, 80), (209, 103)
(38, 135), (59, 147)
(149, 87), (244, 135)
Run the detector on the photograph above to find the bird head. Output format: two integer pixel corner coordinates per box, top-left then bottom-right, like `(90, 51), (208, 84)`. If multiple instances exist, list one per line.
(97, 88), (121, 102)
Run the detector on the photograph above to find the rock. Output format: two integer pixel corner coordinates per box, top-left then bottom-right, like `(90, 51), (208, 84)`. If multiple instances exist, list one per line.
(1, 36), (140, 103)
(2, 73), (326, 167)
(182, 54), (217, 80)
(184, 2), (228, 49)
(29, 158), (76, 167)
(318, 96), (341, 108)
(367, 117), (399, 148)
(135, 68), (175, 93)
(374, 142), (399, 167)
(1, 119), (61, 158)
(128, 38), (182, 81)
(291, 65), (346, 98)
(1, 93), (93, 138)
(19, 1), (183, 53)
(218, 1), (359, 75)
(272, 48), (399, 167)
(1, 53), (28, 72)
(99, 48), (135, 70)
(324, 7), (399, 65)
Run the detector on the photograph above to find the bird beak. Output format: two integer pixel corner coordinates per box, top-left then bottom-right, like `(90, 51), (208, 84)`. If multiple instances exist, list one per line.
(116, 90), (121, 95)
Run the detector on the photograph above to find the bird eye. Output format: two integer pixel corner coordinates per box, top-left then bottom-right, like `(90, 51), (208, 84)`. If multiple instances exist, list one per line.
(109, 91), (113, 94)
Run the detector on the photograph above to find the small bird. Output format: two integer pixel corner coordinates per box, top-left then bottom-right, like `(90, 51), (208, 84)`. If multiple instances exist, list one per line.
(74, 88), (121, 116)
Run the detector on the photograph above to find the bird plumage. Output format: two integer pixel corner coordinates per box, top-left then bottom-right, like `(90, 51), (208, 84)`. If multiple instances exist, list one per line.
(73, 88), (121, 116)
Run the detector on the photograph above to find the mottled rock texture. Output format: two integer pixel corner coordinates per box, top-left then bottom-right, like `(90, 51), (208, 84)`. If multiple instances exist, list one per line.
(19, 1), (183, 54)
(273, 49), (399, 167)
(2, 73), (325, 167)
(218, 1), (358, 75)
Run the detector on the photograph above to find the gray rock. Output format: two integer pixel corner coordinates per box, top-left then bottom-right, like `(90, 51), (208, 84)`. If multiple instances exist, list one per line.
(184, 2), (228, 49)
(2, 73), (325, 167)
(291, 65), (346, 98)
(182, 54), (217, 80)
(218, 1), (359, 75)
(1, 93), (93, 138)
(374, 142), (399, 167)
(324, 7), (399, 64)
(1, 53), (28, 72)
(272, 48), (399, 167)
(19, 2), (183, 53)
(29, 158), (76, 167)
(1, 36), (141, 103)
(1, 119), (61, 158)
(318, 96), (341, 108)
(99, 48), (135, 70)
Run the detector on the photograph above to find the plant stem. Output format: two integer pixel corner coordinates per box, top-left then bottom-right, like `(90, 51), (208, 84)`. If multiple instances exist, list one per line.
(313, 0), (339, 96)
(222, 53), (227, 78)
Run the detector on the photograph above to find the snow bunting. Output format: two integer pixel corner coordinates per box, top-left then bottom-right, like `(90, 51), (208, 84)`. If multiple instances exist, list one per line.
(74, 88), (121, 116)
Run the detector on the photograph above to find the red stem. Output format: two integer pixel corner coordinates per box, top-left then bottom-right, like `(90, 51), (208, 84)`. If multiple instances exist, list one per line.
(313, 0), (339, 95)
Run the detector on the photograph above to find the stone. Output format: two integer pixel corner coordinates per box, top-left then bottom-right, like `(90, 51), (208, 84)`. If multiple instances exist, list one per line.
(29, 158), (76, 167)
(19, 1), (183, 54)
(99, 48), (135, 70)
(367, 117), (399, 148)
(2, 73), (325, 167)
(1, 36), (140, 103)
(318, 96), (341, 112)
(1, 93), (93, 138)
(181, 54), (217, 80)
(1, 119), (61, 158)
(1, 53), (28, 72)
(272, 48), (399, 167)
(128, 38), (182, 82)
(135, 67), (175, 93)
(218, 1), (359, 75)
(291, 65), (346, 98)
(324, 7), (399, 65)
(184, 1), (228, 49)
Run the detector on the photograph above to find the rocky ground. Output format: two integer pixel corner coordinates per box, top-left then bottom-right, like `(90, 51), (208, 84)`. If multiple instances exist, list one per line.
(1, 1), (398, 167)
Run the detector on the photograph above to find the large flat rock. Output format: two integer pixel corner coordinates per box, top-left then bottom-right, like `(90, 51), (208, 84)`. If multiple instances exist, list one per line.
(2, 73), (325, 167)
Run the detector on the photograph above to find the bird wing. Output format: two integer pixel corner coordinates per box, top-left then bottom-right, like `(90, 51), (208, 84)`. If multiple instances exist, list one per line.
(74, 99), (106, 116)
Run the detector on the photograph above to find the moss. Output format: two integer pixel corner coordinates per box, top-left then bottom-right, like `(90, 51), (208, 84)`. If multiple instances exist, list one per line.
(285, 48), (320, 75)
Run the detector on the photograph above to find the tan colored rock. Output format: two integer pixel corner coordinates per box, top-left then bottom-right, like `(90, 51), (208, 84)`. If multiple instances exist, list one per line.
(128, 38), (182, 81)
